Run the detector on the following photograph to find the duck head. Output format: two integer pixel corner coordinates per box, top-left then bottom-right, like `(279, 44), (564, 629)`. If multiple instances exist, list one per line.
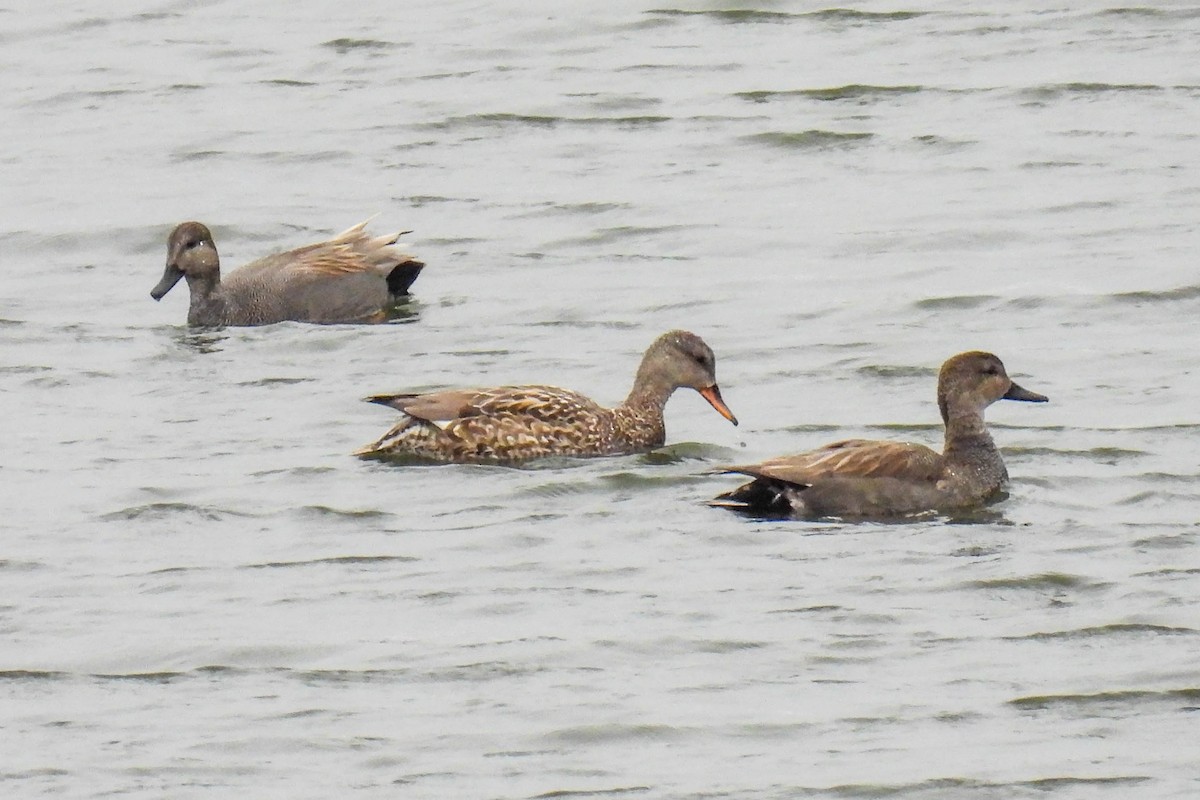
(937, 350), (1048, 423)
(151, 221), (220, 300)
(637, 330), (738, 425)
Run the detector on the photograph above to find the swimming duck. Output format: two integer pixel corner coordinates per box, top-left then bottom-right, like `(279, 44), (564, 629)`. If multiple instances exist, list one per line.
(355, 330), (738, 464)
(150, 220), (423, 326)
(710, 351), (1047, 518)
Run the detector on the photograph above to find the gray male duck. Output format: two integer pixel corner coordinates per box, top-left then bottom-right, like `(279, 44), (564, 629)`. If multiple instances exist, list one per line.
(355, 330), (738, 465)
(710, 351), (1047, 518)
(151, 220), (423, 326)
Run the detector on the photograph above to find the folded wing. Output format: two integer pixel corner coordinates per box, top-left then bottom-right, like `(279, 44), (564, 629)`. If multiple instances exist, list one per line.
(727, 439), (944, 487)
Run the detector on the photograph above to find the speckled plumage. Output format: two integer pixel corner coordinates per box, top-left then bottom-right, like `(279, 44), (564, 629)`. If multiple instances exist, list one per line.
(711, 351), (1048, 518)
(355, 330), (738, 464)
(150, 219), (423, 326)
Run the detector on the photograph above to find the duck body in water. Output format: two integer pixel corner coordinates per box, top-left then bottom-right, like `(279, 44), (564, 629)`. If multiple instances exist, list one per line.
(151, 220), (423, 326)
(356, 330), (738, 465)
(711, 351), (1047, 519)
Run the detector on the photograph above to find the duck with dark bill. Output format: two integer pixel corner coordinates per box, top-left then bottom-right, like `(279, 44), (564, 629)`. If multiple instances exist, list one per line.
(151, 219), (423, 326)
(711, 351), (1047, 519)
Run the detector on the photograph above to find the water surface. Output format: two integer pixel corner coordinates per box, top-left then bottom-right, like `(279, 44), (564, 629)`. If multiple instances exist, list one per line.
(2, 2), (1198, 798)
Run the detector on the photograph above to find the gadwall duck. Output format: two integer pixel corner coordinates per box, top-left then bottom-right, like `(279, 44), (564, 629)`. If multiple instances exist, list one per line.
(355, 330), (739, 464)
(711, 351), (1047, 518)
(150, 220), (424, 326)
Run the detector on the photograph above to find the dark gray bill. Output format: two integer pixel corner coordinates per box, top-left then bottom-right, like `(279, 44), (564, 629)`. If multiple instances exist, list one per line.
(151, 264), (184, 300)
(1003, 381), (1048, 403)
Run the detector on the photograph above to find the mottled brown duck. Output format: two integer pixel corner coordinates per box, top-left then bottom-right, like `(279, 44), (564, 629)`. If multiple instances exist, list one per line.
(355, 330), (738, 464)
(711, 351), (1047, 518)
(150, 220), (423, 326)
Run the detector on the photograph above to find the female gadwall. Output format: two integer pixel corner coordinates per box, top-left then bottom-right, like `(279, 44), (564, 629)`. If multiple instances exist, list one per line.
(355, 330), (739, 464)
(150, 220), (423, 326)
(711, 351), (1047, 518)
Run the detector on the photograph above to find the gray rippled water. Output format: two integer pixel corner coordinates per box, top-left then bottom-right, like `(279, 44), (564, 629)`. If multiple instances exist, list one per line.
(2, 1), (1198, 798)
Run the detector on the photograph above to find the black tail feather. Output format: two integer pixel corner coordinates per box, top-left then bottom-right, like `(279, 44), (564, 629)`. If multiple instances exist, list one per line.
(709, 478), (800, 518)
(387, 260), (425, 296)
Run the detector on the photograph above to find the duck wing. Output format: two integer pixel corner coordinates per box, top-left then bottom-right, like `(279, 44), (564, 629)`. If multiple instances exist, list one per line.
(225, 221), (418, 283)
(366, 385), (605, 424)
(220, 223), (422, 323)
(727, 439), (944, 486)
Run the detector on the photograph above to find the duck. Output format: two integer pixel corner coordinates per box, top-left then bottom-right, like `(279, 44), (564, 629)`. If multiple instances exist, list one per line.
(710, 351), (1047, 518)
(150, 219), (424, 326)
(355, 330), (739, 464)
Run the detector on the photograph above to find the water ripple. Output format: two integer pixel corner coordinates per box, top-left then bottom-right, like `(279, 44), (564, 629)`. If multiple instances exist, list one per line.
(811, 775), (1151, 796)
(416, 113), (671, 132)
(1006, 623), (1197, 641)
(1011, 688), (1200, 712)
(735, 85), (923, 103)
(647, 9), (925, 24)
(99, 502), (255, 522)
(532, 787), (652, 799)
(243, 555), (418, 570)
(743, 130), (874, 150)
(966, 573), (1105, 592)
(546, 723), (686, 744)
(321, 38), (403, 54)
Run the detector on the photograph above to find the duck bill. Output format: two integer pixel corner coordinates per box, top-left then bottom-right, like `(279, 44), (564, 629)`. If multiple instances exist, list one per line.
(151, 263), (184, 300)
(1003, 381), (1048, 403)
(698, 384), (739, 426)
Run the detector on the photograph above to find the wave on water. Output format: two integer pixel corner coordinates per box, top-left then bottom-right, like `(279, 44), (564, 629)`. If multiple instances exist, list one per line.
(234, 376), (314, 387)
(99, 502), (255, 522)
(258, 78), (316, 88)
(0, 364), (51, 375)
(321, 38), (402, 54)
(965, 572), (1106, 591)
(1005, 445), (1147, 462)
(415, 113), (671, 132)
(1005, 623), (1197, 641)
(287, 504), (391, 520)
(1100, 7), (1200, 19)
(527, 318), (640, 330)
(172, 148), (356, 165)
(807, 775), (1152, 796)
(0, 559), (43, 572)
(0, 669), (69, 681)
(519, 201), (632, 217)
(854, 363), (935, 380)
(742, 130), (874, 150)
(1010, 687), (1200, 712)
(912, 294), (1000, 311)
(545, 722), (687, 744)
(1107, 285), (1200, 304)
(1018, 83), (1166, 103)
(646, 9), (925, 24)
(736, 85), (923, 103)
(242, 554), (417, 570)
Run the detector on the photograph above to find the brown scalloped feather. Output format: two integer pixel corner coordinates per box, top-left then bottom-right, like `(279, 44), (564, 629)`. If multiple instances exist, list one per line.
(356, 331), (737, 464)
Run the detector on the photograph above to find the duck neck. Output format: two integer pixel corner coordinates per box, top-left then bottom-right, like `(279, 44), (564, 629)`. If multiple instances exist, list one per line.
(186, 274), (229, 326)
(623, 364), (675, 416)
(615, 369), (674, 445)
(941, 401), (1008, 486)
